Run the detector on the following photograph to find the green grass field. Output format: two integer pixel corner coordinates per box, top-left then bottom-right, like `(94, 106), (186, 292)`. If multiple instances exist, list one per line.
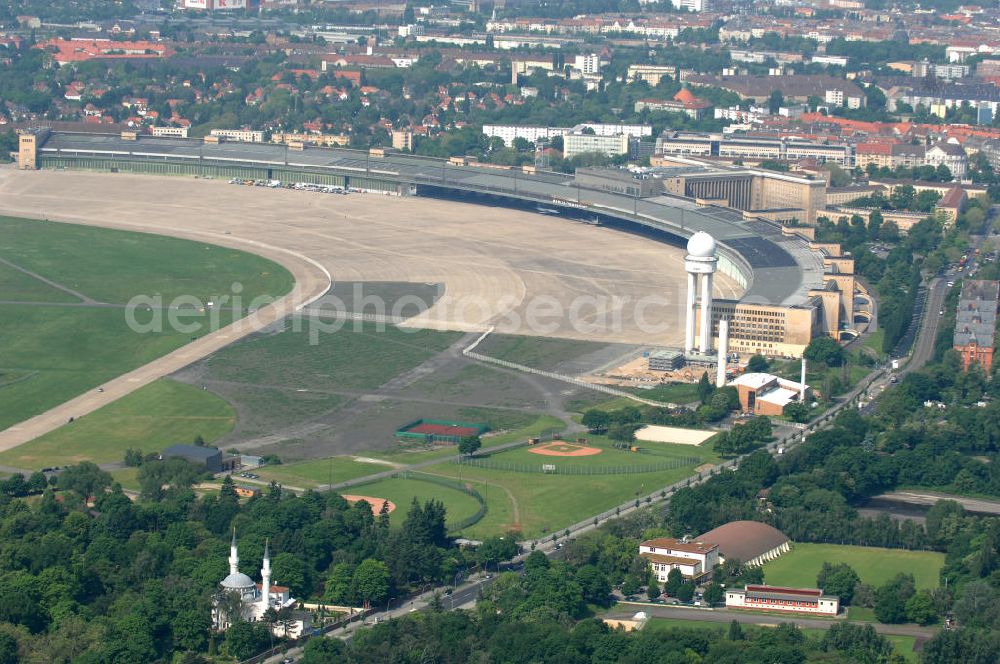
(473, 333), (613, 373)
(0, 261), (78, 302)
(763, 543), (944, 591)
(340, 475), (484, 529)
(424, 438), (719, 540)
(255, 457), (397, 488)
(0, 216), (293, 430)
(0, 378), (235, 468)
(626, 383), (701, 404)
(862, 328), (886, 357)
(0, 216), (293, 304)
(199, 323), (461, 392)
(110, 467), (142, 493)
(644, 618), (916, 662)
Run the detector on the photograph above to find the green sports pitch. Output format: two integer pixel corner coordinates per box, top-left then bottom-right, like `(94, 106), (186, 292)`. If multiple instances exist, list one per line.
(762, 542), (944, 591)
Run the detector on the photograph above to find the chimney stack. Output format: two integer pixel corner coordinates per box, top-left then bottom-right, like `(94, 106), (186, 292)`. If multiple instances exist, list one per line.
(800, 357), (807, 400)
(716, 318), (729, 388)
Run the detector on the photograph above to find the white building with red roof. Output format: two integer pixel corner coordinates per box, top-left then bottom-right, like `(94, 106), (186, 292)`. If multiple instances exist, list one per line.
(639, 537), (720, 581)
(726, 584), (840, 616)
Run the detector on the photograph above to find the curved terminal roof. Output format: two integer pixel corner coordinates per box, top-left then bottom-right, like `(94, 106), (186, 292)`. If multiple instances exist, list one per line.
(37, 132), (827, 307)
(698, 520), (790, 564)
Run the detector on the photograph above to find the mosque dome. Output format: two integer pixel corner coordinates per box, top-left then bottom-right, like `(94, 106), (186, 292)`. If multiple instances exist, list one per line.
(220, 572), (256, 591)
(686, 231), (716, 258)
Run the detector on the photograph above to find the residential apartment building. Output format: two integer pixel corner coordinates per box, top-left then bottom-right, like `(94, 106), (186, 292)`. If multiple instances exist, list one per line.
(575, 123), (653, 138)
(563, 132), (631, 158)
(482, 124), (569, 147)
(573, 53), (601, 75)
(626, 64), (678, 86)
(669, 0), (707, 11)
(892, 82), (1000, 119)
(391, 129), (414, 151)
(912, 60), (970, 81)
(925, 142), (968, 178)
(855, 143), (925, 170)
(953, 280), (999, 373)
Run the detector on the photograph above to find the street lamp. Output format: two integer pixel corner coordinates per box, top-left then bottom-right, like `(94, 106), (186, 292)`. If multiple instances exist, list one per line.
(385, 596), (395, 615)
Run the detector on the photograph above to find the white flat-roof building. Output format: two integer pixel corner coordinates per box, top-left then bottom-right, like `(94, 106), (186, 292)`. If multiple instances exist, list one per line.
(210, 128), (265, 143)
(482, 124), (569, 147)
(574, 123), (653, 138)
(151, 126), (189, 138)
(563, 132), (631, 159)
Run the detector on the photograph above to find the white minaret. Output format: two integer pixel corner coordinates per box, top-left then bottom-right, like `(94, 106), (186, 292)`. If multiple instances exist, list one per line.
(716, 318), (729, 388)
(683, 231), (718, 355)
(260, 539), (271, 613)
(229, 529), (239, 576)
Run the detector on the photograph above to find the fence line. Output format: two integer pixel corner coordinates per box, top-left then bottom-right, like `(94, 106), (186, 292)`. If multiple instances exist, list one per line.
(463, 328), (679, 409)
(454, 455), (701, 476)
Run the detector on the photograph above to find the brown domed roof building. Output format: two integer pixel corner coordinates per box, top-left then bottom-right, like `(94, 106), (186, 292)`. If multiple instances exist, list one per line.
(698, 520), (790, 567)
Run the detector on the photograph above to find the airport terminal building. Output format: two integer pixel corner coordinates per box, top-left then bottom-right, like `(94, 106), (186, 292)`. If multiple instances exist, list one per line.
(16, 128), (863, 357)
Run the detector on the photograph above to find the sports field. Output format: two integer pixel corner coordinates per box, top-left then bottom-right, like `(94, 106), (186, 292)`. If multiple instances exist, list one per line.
(0, 378), (235, 468)
(763, 543), (944, 591)
(425, 436), (719, 539)
(465, 433), (712, 472)
(634, 425), (715, 446)
(0, 215), (292, 432)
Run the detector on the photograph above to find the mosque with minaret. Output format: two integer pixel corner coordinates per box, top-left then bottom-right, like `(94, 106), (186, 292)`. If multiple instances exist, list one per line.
(212, 532), (312, 638)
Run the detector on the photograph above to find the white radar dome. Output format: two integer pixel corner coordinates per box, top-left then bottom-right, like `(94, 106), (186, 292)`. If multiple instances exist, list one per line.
(686, 231), (716, 258)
